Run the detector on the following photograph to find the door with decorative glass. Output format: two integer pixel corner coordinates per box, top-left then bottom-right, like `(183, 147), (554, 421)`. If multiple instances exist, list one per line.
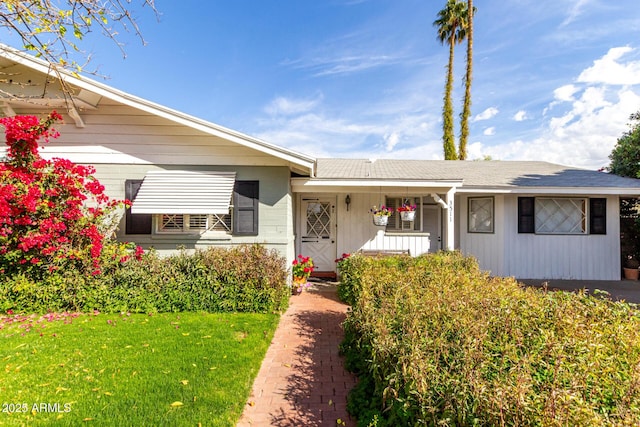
(300, 197), (336, 274)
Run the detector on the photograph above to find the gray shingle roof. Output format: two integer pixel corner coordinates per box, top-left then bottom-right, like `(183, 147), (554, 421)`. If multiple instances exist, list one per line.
(315, 159), (640, 189)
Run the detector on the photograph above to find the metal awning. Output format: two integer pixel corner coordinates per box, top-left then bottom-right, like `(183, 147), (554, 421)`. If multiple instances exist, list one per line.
(131, 170), (236, 214)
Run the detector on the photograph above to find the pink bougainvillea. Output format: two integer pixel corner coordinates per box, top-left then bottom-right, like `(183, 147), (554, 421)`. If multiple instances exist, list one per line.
(0, 111), (137, 277)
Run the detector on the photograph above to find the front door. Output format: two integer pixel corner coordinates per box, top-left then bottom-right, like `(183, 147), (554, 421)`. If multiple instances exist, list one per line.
(423, 205), (442, 252)
(300, 197), (337, 274)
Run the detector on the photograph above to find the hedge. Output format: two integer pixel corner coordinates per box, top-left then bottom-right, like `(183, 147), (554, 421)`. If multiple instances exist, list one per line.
(340, 251), (640, 426)
(0, 244), (290, 314)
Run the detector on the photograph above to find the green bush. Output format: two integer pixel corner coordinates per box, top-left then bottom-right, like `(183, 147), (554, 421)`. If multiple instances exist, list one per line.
(0, 244), (289, 314)
(341, 251), (640, 426)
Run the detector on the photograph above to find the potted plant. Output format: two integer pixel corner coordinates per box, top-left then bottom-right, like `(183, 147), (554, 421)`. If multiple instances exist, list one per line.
(396, 203), (417, 221)
(370, 205), (393, 226)
(624, 255), (640, 280)
(291, 254), (314, 294)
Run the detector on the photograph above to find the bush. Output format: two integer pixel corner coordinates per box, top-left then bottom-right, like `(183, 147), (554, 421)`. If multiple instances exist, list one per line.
(341, 251), (640, 426)
(1, 245), (289, 314)
(0, 112), (131, 278)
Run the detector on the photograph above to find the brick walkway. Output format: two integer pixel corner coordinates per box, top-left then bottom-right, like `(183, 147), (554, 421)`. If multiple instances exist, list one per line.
(237, 281), (357, 426)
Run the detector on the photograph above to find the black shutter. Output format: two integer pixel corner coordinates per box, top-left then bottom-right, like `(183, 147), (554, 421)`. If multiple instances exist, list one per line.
(233, 181), (259, 236)
(518, 197), (535, 233)
(125, 180), (152, 235)
(590, 198), (606, 235)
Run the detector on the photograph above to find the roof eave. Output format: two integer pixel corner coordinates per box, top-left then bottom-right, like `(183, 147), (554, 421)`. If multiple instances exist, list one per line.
(458, 186), (640, 196)
(291, 178), (463, 193)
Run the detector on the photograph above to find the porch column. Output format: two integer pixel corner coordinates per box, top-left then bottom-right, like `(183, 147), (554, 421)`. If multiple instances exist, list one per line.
(445, 187), (455, 250)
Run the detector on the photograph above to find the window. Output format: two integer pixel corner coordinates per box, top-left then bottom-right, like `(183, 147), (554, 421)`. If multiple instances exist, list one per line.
(129, 177), (258, 236)
(385, 197), (421, 232)
(536, 198), (586, 234)
(157, 213), (232, 233)
(468, 197), (494, 233)
(517, 197), (606, 235)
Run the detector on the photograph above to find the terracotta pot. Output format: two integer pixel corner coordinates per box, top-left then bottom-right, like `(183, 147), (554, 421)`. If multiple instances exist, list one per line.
(624, 267), (639, 280)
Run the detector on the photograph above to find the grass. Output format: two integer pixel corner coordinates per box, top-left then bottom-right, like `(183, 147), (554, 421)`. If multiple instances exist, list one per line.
(0, 311), (279, 426)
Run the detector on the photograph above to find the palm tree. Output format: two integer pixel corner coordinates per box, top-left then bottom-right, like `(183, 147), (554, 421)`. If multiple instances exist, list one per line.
(459, 0), (476, 160)
(434, 0), (470, 160)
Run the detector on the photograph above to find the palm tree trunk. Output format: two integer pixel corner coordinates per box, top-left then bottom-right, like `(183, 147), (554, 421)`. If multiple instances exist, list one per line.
(459, 0), (473, 160)
(443, 34), (457, 160)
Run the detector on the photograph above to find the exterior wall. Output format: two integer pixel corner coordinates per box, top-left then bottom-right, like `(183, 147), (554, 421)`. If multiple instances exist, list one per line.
(307, 192), (431, 263)
(93, 164), (293, 259)
(459, 194), (621, 280)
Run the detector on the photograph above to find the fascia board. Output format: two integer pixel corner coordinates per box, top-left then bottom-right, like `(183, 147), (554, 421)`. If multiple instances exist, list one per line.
(457, 186), (640, 196)
(291, 178), (463, 193)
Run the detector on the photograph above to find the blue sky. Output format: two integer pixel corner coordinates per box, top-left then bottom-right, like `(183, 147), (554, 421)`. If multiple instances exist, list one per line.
(13, 0), (640, 169)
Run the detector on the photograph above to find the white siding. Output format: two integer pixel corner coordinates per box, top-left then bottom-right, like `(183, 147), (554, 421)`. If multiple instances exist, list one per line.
(459, 194), (621, 280)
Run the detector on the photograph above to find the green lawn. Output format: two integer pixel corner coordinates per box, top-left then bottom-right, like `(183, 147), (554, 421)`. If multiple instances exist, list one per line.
(0, 311), (279, 426)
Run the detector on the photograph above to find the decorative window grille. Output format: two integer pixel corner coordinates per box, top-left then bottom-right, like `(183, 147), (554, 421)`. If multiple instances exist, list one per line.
(468, 197), (494, 233)
(535, 198), (586, 234)
(157, 213), (231, 233)
(305, 202), (331, 238)
(160, 214), (184, 231)
(209, 213), (232, 232)
(189, 214), (208, 230)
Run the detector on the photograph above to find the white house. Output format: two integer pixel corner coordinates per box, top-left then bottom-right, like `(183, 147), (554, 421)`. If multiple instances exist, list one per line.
(2, 44), (639, 281)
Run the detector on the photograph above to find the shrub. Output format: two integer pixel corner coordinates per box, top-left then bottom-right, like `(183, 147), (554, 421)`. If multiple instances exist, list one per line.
(1, 245), (289, 314)
(0, 112), (129, 278)
(341, 251), (640, 426)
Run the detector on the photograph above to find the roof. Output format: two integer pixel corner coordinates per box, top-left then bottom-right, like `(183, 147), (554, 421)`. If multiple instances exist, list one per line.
(0, 44), (315, 174)
(315, 159), (640, 194)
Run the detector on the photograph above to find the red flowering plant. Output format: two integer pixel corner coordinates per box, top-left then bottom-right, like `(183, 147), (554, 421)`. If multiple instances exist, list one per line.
(0, 112), (140, 278)
(291, 254), (314, 292)
(396, 203), (417, 212)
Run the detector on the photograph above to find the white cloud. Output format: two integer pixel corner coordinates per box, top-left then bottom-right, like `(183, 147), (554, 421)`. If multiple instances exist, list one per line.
(264, 94), (324, 116)
(472, 107), (499, 122)
(577, 47), (640, 85)
(476, 87), (640, 169)
(561, 0), (591, 26)
(384, 132), (400, 151)
(554, 84), (579, 102)
(483, 127), (496, 136)
(513, 110), (528, 121)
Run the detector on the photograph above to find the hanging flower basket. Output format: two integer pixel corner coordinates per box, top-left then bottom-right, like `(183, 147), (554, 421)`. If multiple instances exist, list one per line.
(370, 205), (393, 226)
(397, 203), (417, 222)
(372, 214), (389, 226)
(400, 210), (416, 221)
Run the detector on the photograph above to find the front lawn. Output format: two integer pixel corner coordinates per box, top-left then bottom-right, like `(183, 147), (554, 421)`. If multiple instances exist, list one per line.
(0, 311), (278, 426)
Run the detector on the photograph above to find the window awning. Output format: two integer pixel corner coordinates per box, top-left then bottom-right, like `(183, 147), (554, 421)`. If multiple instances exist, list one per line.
(131, 171), (236, 214)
